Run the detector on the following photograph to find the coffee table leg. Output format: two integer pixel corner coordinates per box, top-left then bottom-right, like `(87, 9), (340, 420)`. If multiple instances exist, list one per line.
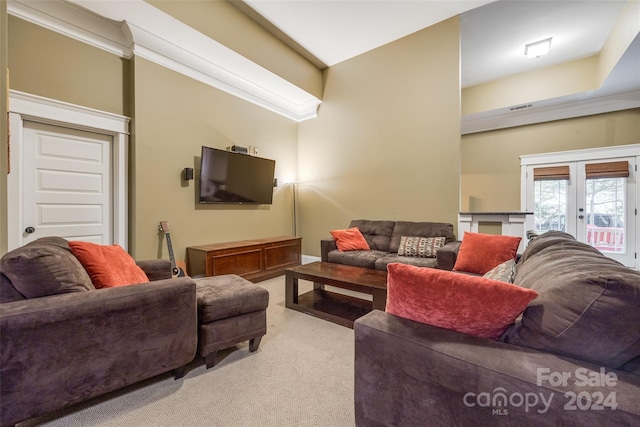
(371, 289), (387, 311)
(285, 271), (298, 308)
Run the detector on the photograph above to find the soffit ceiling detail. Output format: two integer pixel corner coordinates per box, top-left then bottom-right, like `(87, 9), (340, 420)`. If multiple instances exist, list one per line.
(7, 0), (321, 122)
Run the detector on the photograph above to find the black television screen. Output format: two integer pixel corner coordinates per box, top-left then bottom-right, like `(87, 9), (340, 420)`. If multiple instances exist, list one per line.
(199, 146), (276, 204)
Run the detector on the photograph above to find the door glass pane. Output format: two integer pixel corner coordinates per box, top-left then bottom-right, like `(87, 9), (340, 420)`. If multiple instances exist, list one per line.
(584, 178), (625, 253)
(534, 180), (567, 232)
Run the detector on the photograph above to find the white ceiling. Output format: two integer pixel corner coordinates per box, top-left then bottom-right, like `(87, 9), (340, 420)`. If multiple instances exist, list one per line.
(243, 0), (630, 88)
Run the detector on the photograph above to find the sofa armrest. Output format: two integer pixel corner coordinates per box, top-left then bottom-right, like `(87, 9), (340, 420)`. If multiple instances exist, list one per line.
(137, 259), (172, 281)
(0, 278), (197, 426)
(354, 310), (640, 426)
(321, 239), (337, 262)
(436, 240), (461, 270)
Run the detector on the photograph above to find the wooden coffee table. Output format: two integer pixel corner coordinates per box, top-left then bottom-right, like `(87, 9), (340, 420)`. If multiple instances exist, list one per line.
(285, 261), (388, 328)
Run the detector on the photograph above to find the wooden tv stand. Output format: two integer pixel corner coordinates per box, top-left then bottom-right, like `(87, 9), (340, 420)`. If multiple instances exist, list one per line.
(187, 236), (302, 282)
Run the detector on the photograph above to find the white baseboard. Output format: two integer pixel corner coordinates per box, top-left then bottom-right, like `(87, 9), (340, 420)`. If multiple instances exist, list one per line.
(302, 255), (320, 264)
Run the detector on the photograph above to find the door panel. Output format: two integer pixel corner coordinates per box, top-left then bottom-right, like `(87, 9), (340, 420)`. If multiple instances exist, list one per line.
(576, 158), (636, 266)
(22, 121), (112, 245)
(527, 157), (636, 267)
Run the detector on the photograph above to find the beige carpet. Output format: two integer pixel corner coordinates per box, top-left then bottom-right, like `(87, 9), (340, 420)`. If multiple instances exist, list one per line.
(19, 276), (356, 427)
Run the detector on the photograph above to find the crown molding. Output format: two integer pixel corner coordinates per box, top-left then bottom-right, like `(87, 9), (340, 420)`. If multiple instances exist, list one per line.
(462, 88), (640, 135)
(9, 89), (130, 134)
(7, 0), (320, 122)
(7, 0), (130, 57)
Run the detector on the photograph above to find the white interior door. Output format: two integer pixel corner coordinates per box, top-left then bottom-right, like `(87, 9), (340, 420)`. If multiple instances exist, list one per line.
(21, 121), (112, 244)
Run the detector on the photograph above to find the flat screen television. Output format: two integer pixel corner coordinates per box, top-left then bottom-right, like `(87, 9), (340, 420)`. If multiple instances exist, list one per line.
(199, 146), (276, 204)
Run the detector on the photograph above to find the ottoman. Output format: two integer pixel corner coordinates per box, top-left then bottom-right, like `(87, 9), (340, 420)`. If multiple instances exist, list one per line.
(194, 275), (269, 369)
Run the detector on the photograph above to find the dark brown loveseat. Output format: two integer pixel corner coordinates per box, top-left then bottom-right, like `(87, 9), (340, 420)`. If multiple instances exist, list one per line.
(0, 237), (197, 427)
(354, 231), (640, 426)
(321, 219), (461, 271)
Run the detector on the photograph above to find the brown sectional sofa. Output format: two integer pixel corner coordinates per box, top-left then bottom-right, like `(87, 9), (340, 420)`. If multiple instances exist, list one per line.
(354, 231), (640, 426)
(321, 219), (461, 271)
(0, 238), (198, 427)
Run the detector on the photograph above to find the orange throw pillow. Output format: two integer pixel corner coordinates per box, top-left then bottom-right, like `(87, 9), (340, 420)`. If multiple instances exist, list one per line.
(330, 227), (370, 251)
(69, 241), (150, 289)
(385, 263), (538, 340)
(453, 232), (521, 275)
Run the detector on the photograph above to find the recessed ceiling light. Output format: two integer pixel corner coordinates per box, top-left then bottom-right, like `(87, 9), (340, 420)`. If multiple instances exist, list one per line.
(524, 37), (552, 59)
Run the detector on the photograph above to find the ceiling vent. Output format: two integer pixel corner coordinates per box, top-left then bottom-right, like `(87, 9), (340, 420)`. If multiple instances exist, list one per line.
(509, 103), (533, 111)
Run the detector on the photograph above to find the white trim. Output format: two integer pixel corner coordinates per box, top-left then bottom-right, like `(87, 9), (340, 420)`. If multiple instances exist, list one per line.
(520, 144), (640, 166)
(7, 90), (129, 251)
(7, 0), (321, 122)
(462, 89), (640, 135)
(7, 0), (130, 57)
(458, 212), (530, 253)
(9, 90), (129, 134)
(302, 255), (320, 265)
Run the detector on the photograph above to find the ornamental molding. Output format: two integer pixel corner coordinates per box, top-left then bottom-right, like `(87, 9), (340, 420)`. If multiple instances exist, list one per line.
(8, 0), (320, 122)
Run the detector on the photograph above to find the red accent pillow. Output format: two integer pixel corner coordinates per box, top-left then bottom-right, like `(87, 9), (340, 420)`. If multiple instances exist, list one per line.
(385, 263), (538, 340)
(453, 232), (521, 275)
(69, 241), (150, 289)
(330, 227), (370, 251)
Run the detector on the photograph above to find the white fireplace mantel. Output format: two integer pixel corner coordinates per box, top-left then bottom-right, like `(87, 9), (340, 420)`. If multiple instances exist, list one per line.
(458, 212), (533, 253)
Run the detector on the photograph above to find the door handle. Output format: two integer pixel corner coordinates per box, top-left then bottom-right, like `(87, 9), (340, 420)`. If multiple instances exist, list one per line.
(25, 227), (36, 234)
(578, 215), (584, 219)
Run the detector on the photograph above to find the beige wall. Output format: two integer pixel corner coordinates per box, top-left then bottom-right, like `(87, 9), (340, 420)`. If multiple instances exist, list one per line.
(7, 16), (127, 116)
(131, 57), (299, 260)
(1, 2), (8, 253)
(4, 3), (638, 261)
(298, 17), (461, 257)
(4, 14), (301, 262)
(463, 1), (639, 115)
(598, 0), (640, 85)
(462, 56), (599, 115)
(148, 0), (322, 99)
(460, 1), (640, 214)
(460, 109), (640, 212)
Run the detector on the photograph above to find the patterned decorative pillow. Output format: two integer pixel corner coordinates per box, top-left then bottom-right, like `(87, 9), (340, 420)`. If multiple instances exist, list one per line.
(398, 236), (446, 258)
(483, 259), (517, 283)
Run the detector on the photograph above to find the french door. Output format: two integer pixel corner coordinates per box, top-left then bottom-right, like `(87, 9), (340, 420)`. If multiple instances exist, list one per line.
(522, 145), (639, 268)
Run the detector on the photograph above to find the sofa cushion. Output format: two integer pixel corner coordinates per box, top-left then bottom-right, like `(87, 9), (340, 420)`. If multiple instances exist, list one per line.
(518, 230), (598, 265)
(0, 273), (26, 303)
(397, 236), (446, 258)
(389, 221), (454, 253)
(502, 239), (640, 368)
(374, 254), (438, 271)
(330, 227), (370, 251)
(385, 263), (538, 340)
(453, 232), (521, 275)
(195, 274), (269, 322)
(327, 249), (389, 270)
(69, 241), (150, 289)
(349, 220), (396, 252)
(0, 237), (95, 299)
